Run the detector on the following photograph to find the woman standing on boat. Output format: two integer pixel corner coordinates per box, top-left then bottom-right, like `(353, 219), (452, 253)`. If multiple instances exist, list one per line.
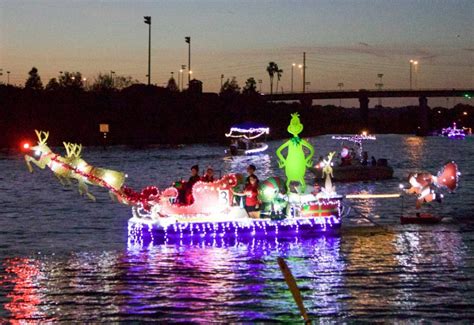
(233, 174), (261, 218)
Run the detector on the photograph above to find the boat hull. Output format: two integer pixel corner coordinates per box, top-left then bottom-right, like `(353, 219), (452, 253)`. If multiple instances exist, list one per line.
(400, 214), (443, 225)
(128, 215), (341, 245)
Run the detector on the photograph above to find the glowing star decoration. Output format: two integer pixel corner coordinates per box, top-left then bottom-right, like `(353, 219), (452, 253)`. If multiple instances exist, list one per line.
(405, 161), (460, 209)
(276, 113), (314, 192)
(320, 152), (337, 197)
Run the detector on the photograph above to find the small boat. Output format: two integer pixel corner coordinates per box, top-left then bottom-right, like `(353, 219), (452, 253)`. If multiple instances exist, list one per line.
(224, 122), (269, 156)
(400, 213), (443, 225)
(440, 122), (467, 139)
(309, 133), (393, 182)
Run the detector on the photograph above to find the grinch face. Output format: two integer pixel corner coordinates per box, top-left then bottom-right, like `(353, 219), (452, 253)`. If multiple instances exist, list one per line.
(287, 113), (303, 137)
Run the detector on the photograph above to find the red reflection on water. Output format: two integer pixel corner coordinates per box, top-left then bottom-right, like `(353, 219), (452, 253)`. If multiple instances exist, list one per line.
(2, 258), (50, 323)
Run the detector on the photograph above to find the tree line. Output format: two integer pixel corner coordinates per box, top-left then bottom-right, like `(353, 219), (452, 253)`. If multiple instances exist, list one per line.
(0, 66), (471, 149)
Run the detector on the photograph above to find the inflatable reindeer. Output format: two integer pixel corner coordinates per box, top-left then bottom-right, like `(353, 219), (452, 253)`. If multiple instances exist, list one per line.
(25, 130), (73, 185)
(62, 142), (126, 202)
(405, 161), (459, 209)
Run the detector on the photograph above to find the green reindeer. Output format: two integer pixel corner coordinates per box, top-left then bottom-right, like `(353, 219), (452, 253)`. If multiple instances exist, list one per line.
(276, 113), (314, 192)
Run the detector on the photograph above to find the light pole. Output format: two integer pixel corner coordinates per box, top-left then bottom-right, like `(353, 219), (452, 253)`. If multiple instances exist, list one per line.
(185, 36), (191, 86)
(409, 60), (418, 90)
(144, 16), (151, 85)
(7, 71), (10, 85)
(298, 64), (303, 92)
(258, 79), (262, 93)
(375, 73), (384, 106)
(220, 74), (224, 90)
(180, 65), (186, 90)
(302, 52), (306, 93)
(291, 63), (295, 93)
(110, 71), (115, 88)
(83, 77), (87, 90)
(337, 82), (344, 107)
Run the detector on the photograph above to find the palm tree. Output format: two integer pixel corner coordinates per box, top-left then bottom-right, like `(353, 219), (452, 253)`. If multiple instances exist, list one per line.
(275, 66), (283, 94)
(266, 62), (278, 94)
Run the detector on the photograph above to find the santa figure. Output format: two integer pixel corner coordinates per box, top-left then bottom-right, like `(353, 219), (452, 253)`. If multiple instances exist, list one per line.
(405, 162), (459, 209)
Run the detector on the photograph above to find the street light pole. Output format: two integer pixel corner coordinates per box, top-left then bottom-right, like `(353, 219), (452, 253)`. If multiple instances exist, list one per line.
(291, 63), (295, 93)
(181, 65), (186, 90)
(185, 36), (191, 86)
(258, 79), (262, 93)
(7, 71), (10, 85)
(220, 74), (224, 90)
(144, 16), (151, 85)
(110, 71), (115, 88)
(302, 52), (306, 93)
(409, 60), (418, 90)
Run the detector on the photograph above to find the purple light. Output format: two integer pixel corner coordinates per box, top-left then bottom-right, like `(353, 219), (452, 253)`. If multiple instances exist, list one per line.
(128, 216), (341, 246)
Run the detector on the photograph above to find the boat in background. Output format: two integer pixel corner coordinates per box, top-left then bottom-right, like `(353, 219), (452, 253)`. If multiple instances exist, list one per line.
(224, 122), (269, 156)
(440, 122), (467, 139)
(309, 132), (393, 182)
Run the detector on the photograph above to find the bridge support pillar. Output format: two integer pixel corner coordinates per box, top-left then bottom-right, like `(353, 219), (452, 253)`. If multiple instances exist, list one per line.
(359, 95), (369, 129)
(418, 96), (430, 136)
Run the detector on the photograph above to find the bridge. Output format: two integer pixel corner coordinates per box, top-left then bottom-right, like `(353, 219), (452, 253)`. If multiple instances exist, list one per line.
(261, 89), (473, 135)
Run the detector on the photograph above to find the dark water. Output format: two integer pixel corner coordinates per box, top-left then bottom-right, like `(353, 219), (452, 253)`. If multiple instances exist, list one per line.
(1, 135), (473, 322)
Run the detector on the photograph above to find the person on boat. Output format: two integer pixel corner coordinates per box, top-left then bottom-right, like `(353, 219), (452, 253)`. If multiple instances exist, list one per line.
(340, 146), (352, 166)
(371, 156), (377, 166)
(361, 151), (368, 166)
(233, 174), (260, 218)
(245, 164), (259, 184)
(185, 165), (200, 204)
(201, 167), (215, 182)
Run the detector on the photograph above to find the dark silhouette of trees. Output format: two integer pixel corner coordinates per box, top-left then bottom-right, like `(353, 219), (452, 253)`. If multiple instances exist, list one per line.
(91, 73), (136, 92)
(167, 76), (179, 92)
(25, 67), (43, 90)
(45, 78), (60, 91)
(242, 77), (257, 95)
(58, 71), (84, 89)
(266, 62), (279, 94)
(220, 77), (240, 97)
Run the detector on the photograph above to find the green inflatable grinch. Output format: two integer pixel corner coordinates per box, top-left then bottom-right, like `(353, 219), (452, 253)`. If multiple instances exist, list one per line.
(276, 112), (314, 192)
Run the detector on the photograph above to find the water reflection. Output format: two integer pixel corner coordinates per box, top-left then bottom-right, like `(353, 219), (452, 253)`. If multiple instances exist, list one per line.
(2, 258), (51, 323)
(2, 237), (345, 322)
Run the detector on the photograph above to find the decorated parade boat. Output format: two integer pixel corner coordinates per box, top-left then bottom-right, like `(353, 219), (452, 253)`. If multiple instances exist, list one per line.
(24, 114), (347, 245)
(309, 132), (394, 182)
(23, 115), (461, 244)
(440, 122), (467, 139)
(224, 122), (269, 156)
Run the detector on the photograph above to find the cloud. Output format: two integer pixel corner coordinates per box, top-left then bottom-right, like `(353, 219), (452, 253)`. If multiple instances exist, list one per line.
(358, 42), (370, 47)
(463, 48), (474, 52)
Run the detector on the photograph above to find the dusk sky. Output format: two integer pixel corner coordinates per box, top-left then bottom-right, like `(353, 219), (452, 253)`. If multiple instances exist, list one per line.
(1, 0), (473, 101)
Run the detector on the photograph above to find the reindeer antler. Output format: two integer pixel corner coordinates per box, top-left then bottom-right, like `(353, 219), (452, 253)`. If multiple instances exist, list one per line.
(34, 130), (49, 144)
(63, 142), (73, 157)
(71, 143), (82, 158)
